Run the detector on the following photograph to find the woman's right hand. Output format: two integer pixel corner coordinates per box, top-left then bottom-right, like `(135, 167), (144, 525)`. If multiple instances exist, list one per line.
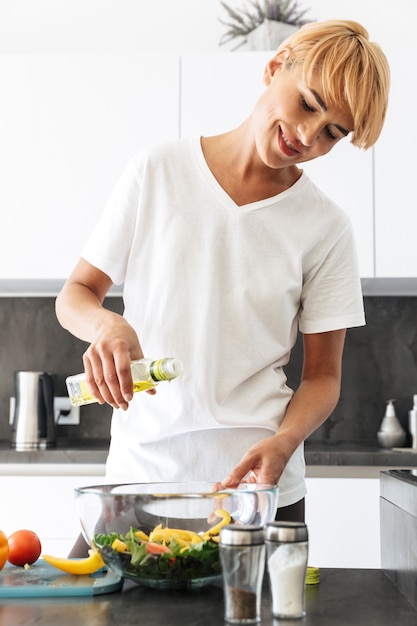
(55, 258), (147, 411)
(82, 311), (145, 410)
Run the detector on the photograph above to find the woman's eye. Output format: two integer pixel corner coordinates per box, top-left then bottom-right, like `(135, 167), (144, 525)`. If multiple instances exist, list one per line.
(326, 127), (339, 140)
(326, 126), (340, 140)
(301, 98), (314, 112)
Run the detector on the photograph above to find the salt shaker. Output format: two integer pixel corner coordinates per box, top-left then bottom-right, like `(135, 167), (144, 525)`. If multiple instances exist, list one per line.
(219, 524), (266, 624)
(265, 521), (308, 619)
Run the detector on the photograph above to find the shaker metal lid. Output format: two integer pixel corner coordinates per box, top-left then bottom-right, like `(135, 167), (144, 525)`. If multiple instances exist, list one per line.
(265, 521), (308, 542)
(220, 524), (265, 546)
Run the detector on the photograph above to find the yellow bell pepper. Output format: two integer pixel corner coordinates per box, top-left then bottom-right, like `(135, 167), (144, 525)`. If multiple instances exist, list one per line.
(111, 538), (129, 553)
(42, 547), (104, 575)
(0, 530), (9, 571)
(201, 508), (231, 540)
(150, 527), (202, 544)
(134, 530), (149, 542)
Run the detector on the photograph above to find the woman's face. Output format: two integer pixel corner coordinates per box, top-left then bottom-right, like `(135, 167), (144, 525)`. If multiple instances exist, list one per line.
(253, 53), (354, 169)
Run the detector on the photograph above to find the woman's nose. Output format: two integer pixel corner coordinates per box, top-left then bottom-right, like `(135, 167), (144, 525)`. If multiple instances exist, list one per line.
(296, 122), (321, 147)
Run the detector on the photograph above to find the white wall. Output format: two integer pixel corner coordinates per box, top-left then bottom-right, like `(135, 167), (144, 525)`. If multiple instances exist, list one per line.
(0, 0), (414, 53)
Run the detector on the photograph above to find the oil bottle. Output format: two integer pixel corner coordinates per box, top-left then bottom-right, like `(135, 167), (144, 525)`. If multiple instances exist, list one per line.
(66, 357), (183, 407)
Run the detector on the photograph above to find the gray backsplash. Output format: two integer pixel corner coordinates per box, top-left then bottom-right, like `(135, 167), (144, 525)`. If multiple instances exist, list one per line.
(1, 296), (416, 446)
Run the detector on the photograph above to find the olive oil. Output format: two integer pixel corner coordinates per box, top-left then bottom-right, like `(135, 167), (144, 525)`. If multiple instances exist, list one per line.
(66, 357), (183, 407)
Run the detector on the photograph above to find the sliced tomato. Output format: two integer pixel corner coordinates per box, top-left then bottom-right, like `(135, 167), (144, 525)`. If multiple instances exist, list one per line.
(145, 541), (172, 555)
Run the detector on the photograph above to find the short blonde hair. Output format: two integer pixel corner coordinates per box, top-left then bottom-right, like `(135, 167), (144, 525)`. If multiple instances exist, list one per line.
(278, 19), (390, 149)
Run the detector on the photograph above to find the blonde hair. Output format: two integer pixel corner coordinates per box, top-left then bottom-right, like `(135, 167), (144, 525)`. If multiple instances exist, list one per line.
(278, 19), (390, 149)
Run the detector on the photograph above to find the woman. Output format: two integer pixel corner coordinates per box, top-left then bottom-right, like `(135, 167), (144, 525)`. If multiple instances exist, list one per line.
(56, 20), (389, 537)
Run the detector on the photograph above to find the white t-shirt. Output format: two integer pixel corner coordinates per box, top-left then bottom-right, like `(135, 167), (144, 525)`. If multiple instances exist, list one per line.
(82, 137), (365, 507)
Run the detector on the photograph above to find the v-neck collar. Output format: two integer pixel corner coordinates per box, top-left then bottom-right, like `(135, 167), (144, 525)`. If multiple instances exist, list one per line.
(192, 136), (307, 211)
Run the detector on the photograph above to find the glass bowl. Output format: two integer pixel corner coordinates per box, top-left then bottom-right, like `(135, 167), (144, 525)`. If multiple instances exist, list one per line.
(74, 481), (279, 590)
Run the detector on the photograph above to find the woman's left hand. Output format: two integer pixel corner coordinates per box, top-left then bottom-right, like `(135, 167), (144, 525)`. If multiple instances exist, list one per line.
(218, 434), (290, 488)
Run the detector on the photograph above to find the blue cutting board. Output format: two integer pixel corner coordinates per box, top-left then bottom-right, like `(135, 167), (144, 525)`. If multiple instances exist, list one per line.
(0, 560), (123, 597)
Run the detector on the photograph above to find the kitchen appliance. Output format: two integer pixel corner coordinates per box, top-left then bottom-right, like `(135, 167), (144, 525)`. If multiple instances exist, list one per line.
(10, 371), (56, 450)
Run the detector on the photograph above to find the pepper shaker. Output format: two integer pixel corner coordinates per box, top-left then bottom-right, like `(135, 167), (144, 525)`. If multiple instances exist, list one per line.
(265, 521), (309, 619)
(219, 524), (266, 624)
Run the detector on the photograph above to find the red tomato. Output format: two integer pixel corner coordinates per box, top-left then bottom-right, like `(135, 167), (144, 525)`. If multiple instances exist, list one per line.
(7, 530), (42, 567)
(145, 541), (172, 555)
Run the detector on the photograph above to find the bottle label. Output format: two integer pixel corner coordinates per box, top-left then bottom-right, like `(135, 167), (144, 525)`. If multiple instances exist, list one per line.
(67, 378), (96, 406)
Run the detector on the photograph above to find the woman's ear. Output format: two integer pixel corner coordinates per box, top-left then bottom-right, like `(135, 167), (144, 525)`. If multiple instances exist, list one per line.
(263, 48), (291, 85)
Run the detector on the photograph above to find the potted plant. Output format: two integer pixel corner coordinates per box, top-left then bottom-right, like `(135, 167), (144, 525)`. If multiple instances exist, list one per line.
(219, 0), (313, 51)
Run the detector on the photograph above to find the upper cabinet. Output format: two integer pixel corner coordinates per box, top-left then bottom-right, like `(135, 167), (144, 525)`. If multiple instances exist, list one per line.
(0, 49), (413, 289)
(180, 52), (374, 277)
(301, 145), (374, 278)
(0, 53), (180, 281)
(374, 47), (417, 277)
(181, 52), (270, 136)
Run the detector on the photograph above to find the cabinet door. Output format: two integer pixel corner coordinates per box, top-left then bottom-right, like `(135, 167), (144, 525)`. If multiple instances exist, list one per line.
(301, 146), (374, 277)
(374, 47), (417, 276)
(181, 51), (271, 136)
(1, 475), (105, 555)
(305, 477), (380, 568)
(181, 53), (373, 277)
(0, 53), (180, 280)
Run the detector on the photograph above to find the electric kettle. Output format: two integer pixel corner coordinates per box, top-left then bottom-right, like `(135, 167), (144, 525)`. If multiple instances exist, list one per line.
(10, 371), (56, 450)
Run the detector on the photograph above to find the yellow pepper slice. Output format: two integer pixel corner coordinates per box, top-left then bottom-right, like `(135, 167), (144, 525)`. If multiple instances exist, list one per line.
(169, 533), (189, 548)
(151, 527), (202, 544)
(42, 547), (104, 575)
(111, 538), (129, 553)
(134, 530), (149, 542)
(201, 508), (231, 540)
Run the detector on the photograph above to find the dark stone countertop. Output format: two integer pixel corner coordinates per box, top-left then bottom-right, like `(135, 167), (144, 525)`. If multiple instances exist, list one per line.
(0, 439), (110, 465)
(0, 569), (415, 626)
(304, 441), (417, 467)
(1, 440), (417, 472)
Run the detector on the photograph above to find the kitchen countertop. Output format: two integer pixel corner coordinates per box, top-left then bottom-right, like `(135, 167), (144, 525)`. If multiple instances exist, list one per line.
(0, 569), (415, 626)
(0, 439), (110, 464)
(0, 439), (109, 476)
(305, 441), (417, 477)
(1, 440), (416, 477)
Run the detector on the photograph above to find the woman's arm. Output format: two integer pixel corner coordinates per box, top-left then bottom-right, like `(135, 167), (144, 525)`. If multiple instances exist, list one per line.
(55, 258), (144, 410)
(220, 328), (347, 486)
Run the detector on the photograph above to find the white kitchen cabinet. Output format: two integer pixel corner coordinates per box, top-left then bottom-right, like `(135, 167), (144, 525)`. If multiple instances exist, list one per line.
(180, 51), (271, 137)
(0, 53), (180, 280)
(180, 52), (374, 277)
(301, 147), (374, 277)
(374, 47), (417, 277)
(305, 477), (381, 568)
(1, 473), (105, 556)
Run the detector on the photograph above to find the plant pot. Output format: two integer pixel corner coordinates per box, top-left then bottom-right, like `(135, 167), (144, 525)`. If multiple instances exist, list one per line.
(243, 20), (298, 51)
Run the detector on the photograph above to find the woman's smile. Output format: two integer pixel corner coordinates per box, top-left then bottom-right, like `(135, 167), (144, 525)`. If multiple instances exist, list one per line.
(279, 126), (302, 157)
